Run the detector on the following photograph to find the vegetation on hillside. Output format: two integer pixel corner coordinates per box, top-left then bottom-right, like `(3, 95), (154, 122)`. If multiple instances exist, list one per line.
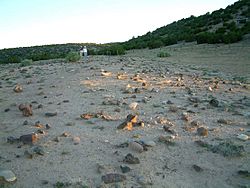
(122, 0), (250, 49)
(0, 0), (249, 64)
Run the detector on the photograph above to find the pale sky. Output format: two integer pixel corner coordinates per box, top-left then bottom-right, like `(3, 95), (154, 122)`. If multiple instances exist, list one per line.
(0, 0), (238, 49)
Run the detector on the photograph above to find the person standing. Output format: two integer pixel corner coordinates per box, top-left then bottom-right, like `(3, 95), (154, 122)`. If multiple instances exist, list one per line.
(83, 46), (88, 62)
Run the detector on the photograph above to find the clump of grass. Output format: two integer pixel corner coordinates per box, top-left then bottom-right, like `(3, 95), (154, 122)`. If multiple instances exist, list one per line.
(66, 52), (81, 62)
(157, 51), (171, 58)
(20, 59), (32, 67)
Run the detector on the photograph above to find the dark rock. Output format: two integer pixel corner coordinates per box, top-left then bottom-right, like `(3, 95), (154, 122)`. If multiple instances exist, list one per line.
(45, 112), (57, 117)
(120, 165), (131, 173)
(209, 98), (219, 107)
(101, 173), (126, 184)
(238, 170), (250, 178)
(193, 165), (203, 172)
(4, 108), (10, 112)
(33, 145), (45, 155)
(217, 119), (232, 125)
(123, 153), (140, 164)
(23, 120), (29, 125)
(197, 127), (208, 136)
(19, 133), (38, 144)
(37, 104), (43, 109)
(63, 100), (70, 103)
(45, 124), (51, 129)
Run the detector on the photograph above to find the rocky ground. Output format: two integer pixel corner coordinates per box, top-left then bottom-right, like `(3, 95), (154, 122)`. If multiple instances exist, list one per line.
(0, 41), (249, 188)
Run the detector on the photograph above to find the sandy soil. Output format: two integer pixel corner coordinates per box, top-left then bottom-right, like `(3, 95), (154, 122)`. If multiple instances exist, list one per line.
(0, 40), (249, 188)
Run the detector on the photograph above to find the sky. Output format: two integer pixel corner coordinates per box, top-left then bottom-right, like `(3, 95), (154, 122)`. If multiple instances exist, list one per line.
(0, 0), (238, 49)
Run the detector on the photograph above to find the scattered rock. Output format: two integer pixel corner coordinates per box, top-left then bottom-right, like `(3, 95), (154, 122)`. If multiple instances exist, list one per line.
(123, 153), (140, 164)
(19, 133), (38, 144)
(128, 141), (144, 153)
(120, 165), (131, 173)
(217, 119), (232, 125)
(190, 120), (202, 127)
(73, 136), (81, 145)
(209, 98), (219, 107)
(237, 134), (249, 141)
(19, 104), (33, 117)
(195, 140), (210, 148)
(4, 108), (10, 112)
(23, 120), (29, 125)
(37, 104), (43, 109)
(181, 112), (190, 121)
(13, 84), (23, 93)
(129, 102), (138, 110)
(158, 135), (176, 146)
(169, 105), (178, 112)
(45, 112), (57, 117)
(238, 170), (250, 178)
(0, 168), (17, 183)
(192, 165), (203, 172)
(45, 124), (51, 129)
(32, 145), (45, 155)
(65, 122), (75, 126)
(197, 127), (208, 136)
(61, 132), (70, 137)
(117, 114), (138, 130)
(143, 140), (156, 147)
(101, 173), (126, 184)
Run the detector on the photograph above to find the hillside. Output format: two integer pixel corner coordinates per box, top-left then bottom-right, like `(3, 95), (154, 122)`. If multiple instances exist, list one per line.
(0, 0), (249, 64)
(122, 0), (250, 49)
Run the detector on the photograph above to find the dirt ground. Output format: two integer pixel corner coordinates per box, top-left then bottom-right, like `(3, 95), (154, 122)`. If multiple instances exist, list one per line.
(0, 39), (249, 188)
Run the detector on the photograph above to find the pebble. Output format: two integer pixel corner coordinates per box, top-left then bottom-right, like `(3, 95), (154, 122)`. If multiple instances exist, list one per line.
(73, 136), (81, 145)
(19, 133), (38, 144)
(143, 140), (156, 147)
(0, 168), (17, 182)
(192, 164), (203, 172)
(37, 104), (43, 109)
(128, 141), (144, 153)
(123, 153), (140, 164)
(32, 145), (45, 155)
(197, 127), (208, 136)
(101, 173), (126, 184)
(13, 84), (23, 93)
(4, 108), (10, 112)
(237, 134), (249, 141)
(129, 102), (138, 110)
(65, 122), (75, 126)
(23, 120), (29, 125)
(217, 119), (232, 125)
(45, 124), (51, 129)
(45, 112), (57, 117)
(209, 98), (219, 107)
(120, 165), (131, 173)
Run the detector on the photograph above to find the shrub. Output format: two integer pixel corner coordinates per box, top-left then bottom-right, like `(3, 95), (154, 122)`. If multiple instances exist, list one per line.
(157, 51), (171, 58)
(20, 59), (32, 67)
(65, 52), (81, 62)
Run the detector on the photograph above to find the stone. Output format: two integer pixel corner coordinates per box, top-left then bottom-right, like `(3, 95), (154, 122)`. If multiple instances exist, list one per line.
(128, 141), (144, 153)
(0, 168), (17, 182)
(45, 112), (57, 117)
(45, 124), (51, 129)
(117, 114), (138, 130)
(19, 104), (33, 117)
(19, 133), (38, 144)
(101, 173), (126, 184)
(169, 105), (178, 112)
(32, 145), (45, 155)
(237, 134), (248, 141)
(129, 102), (138, 110)
(190, 120), (202, 127)
(13, 84), (23, 93)
(192, 165), (203, 172)
(197, 127), (208, 136)
(73, 136), (81, 145)
(158, 135), (176, 145)
(123, 153), (140, 164)
(37, 104), (43, 109)
(217, 119), (232, 125)
(4, 108), (10, 112)
(120, 165), (131, 173)
(209, 98), (219, 107)
(65, 122), (75, 126)
(143, 140), (156, 147)
(23, 120), (29, 125)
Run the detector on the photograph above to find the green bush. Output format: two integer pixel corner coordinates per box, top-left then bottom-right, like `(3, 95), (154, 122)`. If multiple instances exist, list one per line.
(157, 51), (171, 58)
(65, 52), (81, 62)
(20, 59), (33, 67)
